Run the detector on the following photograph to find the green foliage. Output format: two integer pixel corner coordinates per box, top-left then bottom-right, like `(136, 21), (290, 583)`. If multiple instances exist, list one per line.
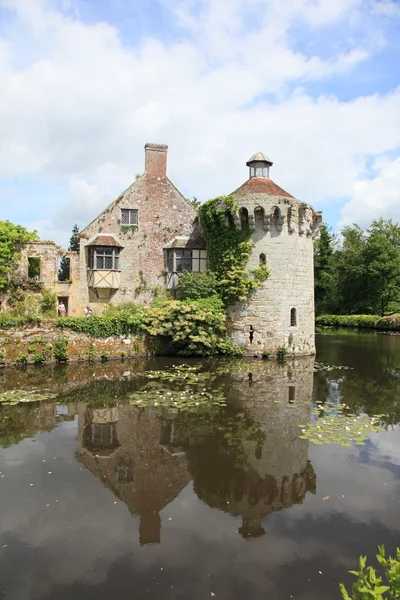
(100, 350), (109, 362)
(0, 220), (38, 290)
(176, 271), (219, 300)
(199, 196), (269, 305)
(88, 344), (96, 362)
(276, 346), (287, 360)
(314, 219), (400, 316)
(340, 546), (400, 599)
(40, 288), (57, 317)
(53, 337), (68, 361)
(316, 315), (381, 328)
(16, 352), (28, 366)
(262, 350), (270, 360)
(69, 224), (80, 253)
(56, 314), (143, 338)
(142, 297), (227, 356)
(189, 196), (201, 208)
(0, 314), (41, 329)
(103, 301), (143, 317)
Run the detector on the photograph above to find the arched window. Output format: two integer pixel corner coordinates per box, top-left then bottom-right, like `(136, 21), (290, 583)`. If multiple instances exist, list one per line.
(254, 206), (264, 230)
(225, 210), (235, 228)
(259, 253), (266, 266)
(290, 307), (297, 327)
(239, 207), (249, 230)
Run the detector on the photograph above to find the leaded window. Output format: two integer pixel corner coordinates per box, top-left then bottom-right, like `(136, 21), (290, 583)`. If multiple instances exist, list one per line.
(89, 246), (120, 270)
(121, 208), (138, 225)
(165, 248), (207, 273)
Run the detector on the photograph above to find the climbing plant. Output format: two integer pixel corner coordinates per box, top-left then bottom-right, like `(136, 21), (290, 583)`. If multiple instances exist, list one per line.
(199, 196), (269, 305)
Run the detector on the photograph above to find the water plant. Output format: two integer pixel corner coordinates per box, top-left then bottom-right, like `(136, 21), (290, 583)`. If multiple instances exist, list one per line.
(298, 400), (384, 446)
(0, 389), (58, 405)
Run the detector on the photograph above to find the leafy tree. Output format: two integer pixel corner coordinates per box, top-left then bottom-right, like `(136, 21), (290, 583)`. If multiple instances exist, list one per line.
(176, 271), (219, 300)
(314, 223), (339, 314)
(58, 224), (80, 281)
(0, 221), (38, 291)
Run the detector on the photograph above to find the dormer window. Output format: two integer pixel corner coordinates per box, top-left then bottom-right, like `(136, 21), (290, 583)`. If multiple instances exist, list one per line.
(121, 209), (138, 225)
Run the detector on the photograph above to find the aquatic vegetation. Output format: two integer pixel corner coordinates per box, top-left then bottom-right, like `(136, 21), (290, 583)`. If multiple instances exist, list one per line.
(314, 362), (353, 372)
(129, 388), (226, 412)
(298, 400), (384, 446)
(0, 389), (57, 406)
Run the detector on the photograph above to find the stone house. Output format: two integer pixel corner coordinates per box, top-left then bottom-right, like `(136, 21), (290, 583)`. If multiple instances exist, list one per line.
(16, 143), (321, 355)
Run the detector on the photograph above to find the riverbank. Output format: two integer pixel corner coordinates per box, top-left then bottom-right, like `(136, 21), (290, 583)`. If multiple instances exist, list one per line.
(316, 314), (400, 331)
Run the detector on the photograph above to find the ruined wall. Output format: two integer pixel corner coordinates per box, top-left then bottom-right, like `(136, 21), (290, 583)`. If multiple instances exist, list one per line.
(227, 188), (321, 356)
(18, 241), (81, 315)
(0, 325), (148, 366)
(78, 144), (203, 313)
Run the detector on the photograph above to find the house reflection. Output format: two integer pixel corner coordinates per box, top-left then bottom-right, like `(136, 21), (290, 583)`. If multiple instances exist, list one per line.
(75, 404), (191, 545)
(75, 357), (316, 543)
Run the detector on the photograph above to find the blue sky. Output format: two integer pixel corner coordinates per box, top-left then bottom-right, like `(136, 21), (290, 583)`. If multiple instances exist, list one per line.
(0, 0), (399, 246)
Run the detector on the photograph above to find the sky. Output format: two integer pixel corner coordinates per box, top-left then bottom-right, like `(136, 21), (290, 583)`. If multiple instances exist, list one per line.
(0, 0), (399, 248)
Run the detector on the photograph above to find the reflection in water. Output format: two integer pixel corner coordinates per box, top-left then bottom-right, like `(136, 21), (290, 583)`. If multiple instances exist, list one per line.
(76, 404), (191, 545)
(74, 357), (316, 541)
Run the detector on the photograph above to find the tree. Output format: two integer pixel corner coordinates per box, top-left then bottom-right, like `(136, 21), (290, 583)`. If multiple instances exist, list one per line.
(0, 221), (38, 291)
(314, 223), (339, 314)
(58, 224), (80, 282)
(363, 219), (400, 316)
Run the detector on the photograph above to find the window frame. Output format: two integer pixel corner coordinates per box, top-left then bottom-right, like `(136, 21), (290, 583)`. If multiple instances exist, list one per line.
(88, 246), (121, 271)
(121, 208), (138, 225)
(165, 248), (207, 273)
(290, 307), (297, 327)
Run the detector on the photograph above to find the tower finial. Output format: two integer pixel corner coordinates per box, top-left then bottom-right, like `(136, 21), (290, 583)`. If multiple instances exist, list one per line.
(246, 152), (273, 179)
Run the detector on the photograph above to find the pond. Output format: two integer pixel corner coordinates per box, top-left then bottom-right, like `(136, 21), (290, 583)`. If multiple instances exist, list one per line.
(0, 331), (399, 600)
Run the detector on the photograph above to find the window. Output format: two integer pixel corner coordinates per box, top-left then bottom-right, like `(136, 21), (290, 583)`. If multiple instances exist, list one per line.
(290, 307), (297, 327)
(288, 386), (295, 403)
(89, 246), (120, 270)
(250, 161), (269, 178)
(28, 257), (41, 280)
(254, 206), (264, 229)
(166, 248), (206, 273)
(121, 208), (138, 225)
(239, 207), (249, 229)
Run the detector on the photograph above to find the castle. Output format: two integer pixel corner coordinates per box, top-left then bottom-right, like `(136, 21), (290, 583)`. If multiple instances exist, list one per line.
(19, 143), (321, 355)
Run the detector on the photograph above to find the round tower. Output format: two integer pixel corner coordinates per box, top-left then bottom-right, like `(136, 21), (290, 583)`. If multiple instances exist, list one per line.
(227, 153), (322, 356)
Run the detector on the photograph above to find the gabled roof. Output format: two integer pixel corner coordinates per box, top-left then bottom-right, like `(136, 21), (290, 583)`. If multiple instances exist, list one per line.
(86, 234), (124, 247)
(231, 177), (294, 198)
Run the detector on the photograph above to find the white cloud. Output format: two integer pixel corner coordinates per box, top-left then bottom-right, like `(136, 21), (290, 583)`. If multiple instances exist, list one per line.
(340, 156), (400, 227)
(0, 0), (399, 243)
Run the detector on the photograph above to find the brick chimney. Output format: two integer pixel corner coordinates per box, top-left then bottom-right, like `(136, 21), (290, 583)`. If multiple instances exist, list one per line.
(144, 143), (168, 178)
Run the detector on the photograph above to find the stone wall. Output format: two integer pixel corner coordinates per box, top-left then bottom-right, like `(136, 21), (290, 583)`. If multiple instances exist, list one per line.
(18, 240), (81, 316)
(0, 324), (148, 366)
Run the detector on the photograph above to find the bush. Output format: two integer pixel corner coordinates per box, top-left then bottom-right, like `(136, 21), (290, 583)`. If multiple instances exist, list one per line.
(103, 301), (143, 317)
(176, 271), (219, 300)
(142, 297), (227, 356)
(316, 315), (381, 329)
(0, 314), (40, 329)
(56, 314), (144, 338)
(340, 545), (400, 599)
(40, 288), (57, 317)
(53, 337), (68, 361)
(276, 346), (287, 360)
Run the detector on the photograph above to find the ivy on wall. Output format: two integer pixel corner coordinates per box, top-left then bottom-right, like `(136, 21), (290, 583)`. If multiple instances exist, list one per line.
(199, 196), (269, 306)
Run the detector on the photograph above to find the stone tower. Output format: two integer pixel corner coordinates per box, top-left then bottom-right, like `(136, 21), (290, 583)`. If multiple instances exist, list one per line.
(227, 152), (322, 356)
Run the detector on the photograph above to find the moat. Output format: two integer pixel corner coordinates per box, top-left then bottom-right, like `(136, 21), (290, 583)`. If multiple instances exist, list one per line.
(0, 331), (399, 600)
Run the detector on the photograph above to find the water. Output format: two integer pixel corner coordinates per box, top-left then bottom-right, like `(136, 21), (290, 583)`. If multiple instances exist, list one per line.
(0, 331), (399, 600)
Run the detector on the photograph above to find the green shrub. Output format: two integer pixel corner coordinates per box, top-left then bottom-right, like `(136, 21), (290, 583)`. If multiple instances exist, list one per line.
(340, 545), (400, 599)
(376, 315), (400, 330)
(53, 337), (68, 362)
(316, 314), (381, 328)
(276, 346), (287, 360)
(56, 314), (143, 338)
(0, 315), (39, 329)
(262, 350), (270, 360)
(103, 301), (143, 317)
(100, 350), (109, 362)
(40, 288), (57, 317)
(142, 297), (227, 356)
(16, 352), (28, 366)
(88, 344), (96, 362)
(176, 271), (219, 300)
